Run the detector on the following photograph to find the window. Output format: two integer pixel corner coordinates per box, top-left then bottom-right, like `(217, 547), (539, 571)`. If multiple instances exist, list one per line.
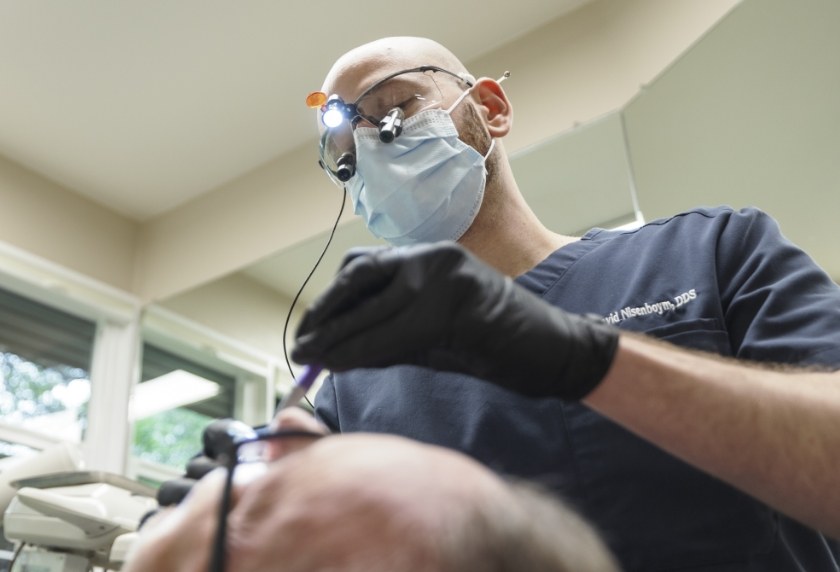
(0, 287), (96, 442)
(131, 343), (236, 472)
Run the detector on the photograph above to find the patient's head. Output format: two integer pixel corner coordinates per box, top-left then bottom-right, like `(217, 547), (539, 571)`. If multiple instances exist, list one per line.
(126, 410), (618, 572)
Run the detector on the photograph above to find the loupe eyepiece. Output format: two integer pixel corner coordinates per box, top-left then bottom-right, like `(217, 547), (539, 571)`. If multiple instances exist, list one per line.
(378, 107), (404, 143)
(202, 419), (258, 466)
(335, 152), (356, 182)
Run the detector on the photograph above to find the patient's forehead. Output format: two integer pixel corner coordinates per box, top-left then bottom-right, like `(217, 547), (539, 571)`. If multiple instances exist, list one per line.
(308, 434), (509, 534)
(282, 433), (500, 503)
(231, 433), (511, 571)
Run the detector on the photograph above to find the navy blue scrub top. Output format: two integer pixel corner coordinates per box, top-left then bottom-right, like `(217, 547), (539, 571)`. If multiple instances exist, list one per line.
(315, 207), (840, 571)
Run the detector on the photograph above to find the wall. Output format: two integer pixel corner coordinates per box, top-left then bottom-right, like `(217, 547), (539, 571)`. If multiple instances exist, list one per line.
(160, 272), (292, 357)
(133, 142), (342, 303)
(135, 0), (739, 303)
(471, 0), (740, 154)
(0, 154), (138, 291)
(624, 0), (840, 279)
(0, 0), (742, 331)
(143, 0), (742, 351)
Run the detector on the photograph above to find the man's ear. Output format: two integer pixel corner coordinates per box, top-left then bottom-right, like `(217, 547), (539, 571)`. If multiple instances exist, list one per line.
(471, 77), (512, 138)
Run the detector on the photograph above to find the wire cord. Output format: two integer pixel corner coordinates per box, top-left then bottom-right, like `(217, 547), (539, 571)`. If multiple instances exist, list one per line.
(280, 190), (346, 408)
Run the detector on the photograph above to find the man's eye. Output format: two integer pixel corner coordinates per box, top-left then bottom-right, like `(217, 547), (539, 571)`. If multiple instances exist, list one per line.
(400, 94), (428, 113)
(363, 85), (418, 113)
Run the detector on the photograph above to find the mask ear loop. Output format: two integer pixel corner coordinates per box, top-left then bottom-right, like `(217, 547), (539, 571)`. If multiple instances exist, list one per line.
(445, 88), (474, 114)
(447, 71), (508, 166)
(483, 138), (497, 162)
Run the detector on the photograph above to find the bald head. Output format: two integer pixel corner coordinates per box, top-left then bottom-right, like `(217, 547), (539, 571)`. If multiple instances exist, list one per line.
(313, 36), (523, 255)
(124, 418), (619, 572)
(322, 36), (471, 101)
(227, 433), (515, 572)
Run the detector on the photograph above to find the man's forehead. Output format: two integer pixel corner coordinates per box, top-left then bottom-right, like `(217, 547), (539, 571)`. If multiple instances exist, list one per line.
(322, 37), (464, 99)
(324, 59), (423, 101)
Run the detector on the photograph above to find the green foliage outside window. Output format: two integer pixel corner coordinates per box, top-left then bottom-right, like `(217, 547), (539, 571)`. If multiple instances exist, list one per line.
(132, 407), (211, 467)
(0, 352), (90, 435)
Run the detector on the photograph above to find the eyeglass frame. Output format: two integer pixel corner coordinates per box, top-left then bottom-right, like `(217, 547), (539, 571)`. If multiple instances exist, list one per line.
(316, 65), (476, 185)
(208, 428), (327, 572)
(319, 64), (475, 130)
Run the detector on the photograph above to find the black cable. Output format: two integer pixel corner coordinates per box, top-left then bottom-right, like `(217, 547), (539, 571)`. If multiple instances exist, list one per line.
(8, 541), (26, 570)
(281, 190), (346, 408)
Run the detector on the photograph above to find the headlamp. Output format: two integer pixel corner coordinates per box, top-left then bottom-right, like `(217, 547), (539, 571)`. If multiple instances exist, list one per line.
(305, 66), (489, 186)
(322, 95), (351, 128)
(306, 91), (355, 129)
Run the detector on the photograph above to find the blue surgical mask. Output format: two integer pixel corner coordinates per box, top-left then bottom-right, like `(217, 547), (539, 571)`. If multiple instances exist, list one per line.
(346, 90), (494, 246)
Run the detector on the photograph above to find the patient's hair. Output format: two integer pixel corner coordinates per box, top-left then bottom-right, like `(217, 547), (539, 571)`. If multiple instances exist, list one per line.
(438, 479), (620, 572)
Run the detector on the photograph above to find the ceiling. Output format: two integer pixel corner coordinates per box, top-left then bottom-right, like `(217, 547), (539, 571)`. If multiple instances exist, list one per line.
(0, 0), (593, 222)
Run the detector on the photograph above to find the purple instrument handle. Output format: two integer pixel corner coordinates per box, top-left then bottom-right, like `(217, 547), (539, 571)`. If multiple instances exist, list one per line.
(274, 364), (323, 413)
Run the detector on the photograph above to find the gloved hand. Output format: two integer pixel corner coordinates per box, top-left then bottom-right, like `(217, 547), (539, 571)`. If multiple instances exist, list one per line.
(155, 419), (256, 508)
(292, 242), (619, 400)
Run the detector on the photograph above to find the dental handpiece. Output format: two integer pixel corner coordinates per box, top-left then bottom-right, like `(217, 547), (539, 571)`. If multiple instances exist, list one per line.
(274, 364), (323, 414)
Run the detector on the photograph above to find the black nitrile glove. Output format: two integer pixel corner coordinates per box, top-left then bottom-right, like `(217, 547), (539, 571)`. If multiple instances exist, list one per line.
(292, 242), (619, 400)
(155, 419), (256, 508)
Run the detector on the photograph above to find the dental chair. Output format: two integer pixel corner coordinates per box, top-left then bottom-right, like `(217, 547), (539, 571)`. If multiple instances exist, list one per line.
(1, 443), (156, 571)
